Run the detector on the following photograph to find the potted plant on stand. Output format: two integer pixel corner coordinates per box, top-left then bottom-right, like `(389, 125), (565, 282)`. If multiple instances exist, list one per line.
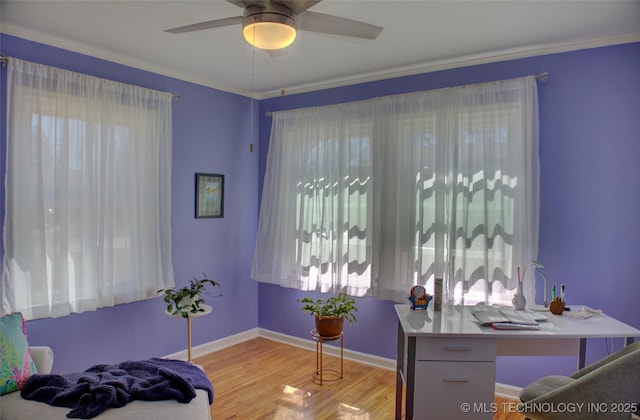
(298, 292), (358, 337)
(158, 274), (222, 362)
(157, 274), (222, 318)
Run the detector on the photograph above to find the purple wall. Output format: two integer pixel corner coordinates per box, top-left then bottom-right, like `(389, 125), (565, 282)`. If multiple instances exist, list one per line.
(0, 34), (259, 373)
(2, 32), (639, 388)
(258, 42), (640, 387)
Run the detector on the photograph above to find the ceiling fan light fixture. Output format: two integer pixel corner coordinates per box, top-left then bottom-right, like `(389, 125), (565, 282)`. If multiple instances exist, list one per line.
(242, 4), (296, 50)
(243, 21), (296, 50)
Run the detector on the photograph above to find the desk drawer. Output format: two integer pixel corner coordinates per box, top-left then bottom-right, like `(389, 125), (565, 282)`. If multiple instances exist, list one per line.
(414, 361), (496, 419)
(416, 337), (496, 361)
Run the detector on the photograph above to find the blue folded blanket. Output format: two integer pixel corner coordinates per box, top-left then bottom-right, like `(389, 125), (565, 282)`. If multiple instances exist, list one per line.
(21, 357), (214, 419)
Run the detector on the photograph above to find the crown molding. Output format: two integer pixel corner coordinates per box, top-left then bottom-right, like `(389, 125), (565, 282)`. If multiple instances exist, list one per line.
(0, 23), (254, 98)
(3, 23), (639, 101)
(257, 33), (640, 99)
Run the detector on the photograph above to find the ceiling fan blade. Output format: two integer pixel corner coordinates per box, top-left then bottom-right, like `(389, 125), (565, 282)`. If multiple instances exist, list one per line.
(278, 0), (323, 15)
(297, 11), (382, 39)
(165, 16), (243, 34)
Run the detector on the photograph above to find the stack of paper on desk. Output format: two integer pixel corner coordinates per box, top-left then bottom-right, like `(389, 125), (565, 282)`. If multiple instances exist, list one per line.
(471, 307), (547, 330)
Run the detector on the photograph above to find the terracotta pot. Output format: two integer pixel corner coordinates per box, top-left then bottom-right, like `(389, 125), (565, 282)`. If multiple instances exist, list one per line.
(315, 315), (344, 337)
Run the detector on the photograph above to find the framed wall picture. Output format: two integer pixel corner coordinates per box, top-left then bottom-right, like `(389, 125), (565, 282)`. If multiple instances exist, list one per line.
(195, 173), (224, 218)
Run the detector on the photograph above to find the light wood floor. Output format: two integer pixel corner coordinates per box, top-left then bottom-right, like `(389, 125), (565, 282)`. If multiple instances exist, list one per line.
(194, 338), (527, 420)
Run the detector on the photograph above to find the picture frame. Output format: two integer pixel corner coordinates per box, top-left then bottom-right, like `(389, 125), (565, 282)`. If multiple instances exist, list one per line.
(195, 173), (224, 218)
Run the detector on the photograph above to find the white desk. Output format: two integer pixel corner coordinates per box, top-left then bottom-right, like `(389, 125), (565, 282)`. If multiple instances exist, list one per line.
(395, 304), (640, 420)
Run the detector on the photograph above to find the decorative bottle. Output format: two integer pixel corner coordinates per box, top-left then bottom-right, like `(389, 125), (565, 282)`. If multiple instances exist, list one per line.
(434, 277), (443, 311)
(512, 281), (526, 310)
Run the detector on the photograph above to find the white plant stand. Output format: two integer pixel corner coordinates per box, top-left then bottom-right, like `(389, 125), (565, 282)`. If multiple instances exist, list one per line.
(167, 304), (212, 362)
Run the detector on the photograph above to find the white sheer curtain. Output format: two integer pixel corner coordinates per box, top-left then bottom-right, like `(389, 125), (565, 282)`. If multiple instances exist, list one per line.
(2, 58), (174, 320)
(252, 76), (539, 305)
(252, 103), (375, 296)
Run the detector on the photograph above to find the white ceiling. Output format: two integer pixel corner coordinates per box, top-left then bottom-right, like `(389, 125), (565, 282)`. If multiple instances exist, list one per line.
(2, 1), (640, 98)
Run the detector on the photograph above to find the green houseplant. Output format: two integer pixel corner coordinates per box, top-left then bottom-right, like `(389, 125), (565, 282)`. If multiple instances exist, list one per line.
(157, 274), (221, 318)
(298, 292), (358, 337)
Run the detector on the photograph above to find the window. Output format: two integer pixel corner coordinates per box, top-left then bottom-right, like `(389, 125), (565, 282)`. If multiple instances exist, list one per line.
(295, 126), (373, 296)
(1, 58), (174, 320)
(252, 77), (539, 305)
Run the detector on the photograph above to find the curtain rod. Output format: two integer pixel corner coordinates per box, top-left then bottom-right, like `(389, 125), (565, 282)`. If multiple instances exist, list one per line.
(0, 52), (180, 99)
(265, 72), (551, 116)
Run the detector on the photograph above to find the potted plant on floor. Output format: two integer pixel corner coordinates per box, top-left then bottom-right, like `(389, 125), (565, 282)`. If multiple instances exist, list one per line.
(298, 292), (358, 337)
(157, 274), (222, 318)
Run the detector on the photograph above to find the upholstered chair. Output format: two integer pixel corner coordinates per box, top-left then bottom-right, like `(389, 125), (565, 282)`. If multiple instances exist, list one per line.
(519, 341), (640, 420)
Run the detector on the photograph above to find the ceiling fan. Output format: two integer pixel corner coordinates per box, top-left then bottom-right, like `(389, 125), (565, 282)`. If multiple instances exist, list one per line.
(165, 0), (383, 50)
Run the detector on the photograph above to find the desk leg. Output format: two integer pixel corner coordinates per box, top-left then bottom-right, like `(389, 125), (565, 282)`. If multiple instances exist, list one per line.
(578, 338), (586, 369)
(395, 321), (404, 420)
(406, 336), (415, 420)
(396, 319), (416, 420)
(395, 370), (403, 420)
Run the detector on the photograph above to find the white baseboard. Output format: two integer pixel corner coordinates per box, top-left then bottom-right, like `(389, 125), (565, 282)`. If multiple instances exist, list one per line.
(164, 327), (523, 400)
(163, 328), (259, 361)
(257, 328), (398, 371)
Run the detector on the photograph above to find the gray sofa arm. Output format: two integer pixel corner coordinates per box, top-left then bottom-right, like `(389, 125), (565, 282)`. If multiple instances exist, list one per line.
(30, 346), (54, 374)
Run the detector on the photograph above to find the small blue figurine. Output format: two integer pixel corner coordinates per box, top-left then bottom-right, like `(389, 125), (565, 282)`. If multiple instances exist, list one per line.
(408, 285), (432, 310)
